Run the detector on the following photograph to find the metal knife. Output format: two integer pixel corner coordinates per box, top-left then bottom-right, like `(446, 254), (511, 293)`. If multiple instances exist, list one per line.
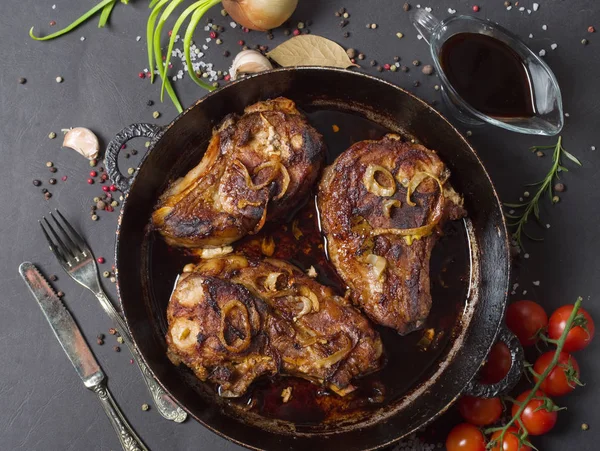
(19, 262), (148, 451)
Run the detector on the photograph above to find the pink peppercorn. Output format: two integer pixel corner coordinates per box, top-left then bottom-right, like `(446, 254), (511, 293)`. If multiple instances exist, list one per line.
(130, 359), (134, 364)
(224, 74), (231, 81)
(61, 176), (67, 181)
(109, 185), (117, 192)
(238, 39), (245, 46)
(121, 144), (126, 150)
(210, 31), (217, 39)
(138, 72), (145, 79)
(97, 257), (105, 264)
(589, 26), (596, 33)
(106, 193), (112, 199)
(50, 20), (56, 26)
(106, 206), (114, 212)
(242, 27), (249, 33)
(168, 30), (173, 36)
(102, 186), (109, 192)
(384, 63), (391, 70)
(90, 170), (97, 177)
(87, 178), (94, 184)
(472, 5), (480, 12)
(101, 173), (108, 180)
(293, 29), (301, 36)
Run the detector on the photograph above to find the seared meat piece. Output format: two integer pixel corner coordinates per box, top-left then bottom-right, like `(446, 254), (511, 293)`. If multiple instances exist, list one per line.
(317, 134), (466, 335)
(166, 255), (383, 397)
(152, 98), (326, 248)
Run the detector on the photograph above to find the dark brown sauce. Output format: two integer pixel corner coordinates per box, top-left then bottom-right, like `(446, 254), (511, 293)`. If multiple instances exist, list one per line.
(440, 32), (535, 118)
(147, 110), (471, 427)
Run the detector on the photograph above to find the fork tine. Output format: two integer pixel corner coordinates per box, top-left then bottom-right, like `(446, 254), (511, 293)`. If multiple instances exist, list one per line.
(49, 211), (82, 255)
(55, 209), (89, 253)
(43, 216), (75, 260)
(39, 219), (69, 264)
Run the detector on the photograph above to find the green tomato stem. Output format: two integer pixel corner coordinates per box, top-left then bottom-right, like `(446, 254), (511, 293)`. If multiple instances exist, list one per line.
(487, 297), (583, 448)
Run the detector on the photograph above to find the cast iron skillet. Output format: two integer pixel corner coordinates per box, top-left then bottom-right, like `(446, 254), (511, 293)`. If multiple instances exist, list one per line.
(105, 67), (522, 450)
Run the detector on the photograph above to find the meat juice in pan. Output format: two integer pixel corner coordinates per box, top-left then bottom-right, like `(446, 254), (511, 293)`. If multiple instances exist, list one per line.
(148, 109), (470, 425)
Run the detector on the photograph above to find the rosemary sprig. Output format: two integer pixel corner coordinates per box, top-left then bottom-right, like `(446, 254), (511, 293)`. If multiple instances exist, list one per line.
(504, 136), (581, 249)
(485, 297), (585, 450)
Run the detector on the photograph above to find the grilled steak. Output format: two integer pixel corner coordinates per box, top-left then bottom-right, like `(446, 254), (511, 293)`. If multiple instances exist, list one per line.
(317, 134), (466, 335)
(152, 97), (326, 248)
(166, 254), (383, 397)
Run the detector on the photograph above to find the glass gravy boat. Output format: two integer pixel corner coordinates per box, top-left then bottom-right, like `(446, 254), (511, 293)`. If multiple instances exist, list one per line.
(411, 10), (564, 136)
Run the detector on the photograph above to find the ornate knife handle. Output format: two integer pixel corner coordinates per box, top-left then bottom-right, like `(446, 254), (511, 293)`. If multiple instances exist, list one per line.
(95, 291), (187, 423)
(93, 383), (148, 451)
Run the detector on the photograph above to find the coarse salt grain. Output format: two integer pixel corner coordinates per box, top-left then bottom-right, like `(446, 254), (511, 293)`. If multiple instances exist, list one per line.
(551, 43), (558, 50)
(591, 146), (596, 151)
(136, 36), (141, 41)
(230, 22), (237, 28)
(448, 8), (456, 14)
(546, 224), (551, 229)
(542, 24), (548, 30)
(204, 26), (210, 31)
(539, 49), (546, 56)
(425, 7), (432, 12)
(507, 6), (512, 10)
(533, 3), (539, 11)
(523, 290), (528, 295)
(519, 6), (525, 11)
(417, 34), (423, 40)
(52, 4), (56, 9)
(529, 33), (534, 38)
(533, 281), (540, 286)
(527, 9), (532, 14)
(565, 112), (570, 117)
(80, 36), (85, 41)
(524, 253), (530, 259)
(202, 44), (208, 50)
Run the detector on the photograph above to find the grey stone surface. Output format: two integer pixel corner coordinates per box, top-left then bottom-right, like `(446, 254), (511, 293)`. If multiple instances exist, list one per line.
(0, 0), (599, 450)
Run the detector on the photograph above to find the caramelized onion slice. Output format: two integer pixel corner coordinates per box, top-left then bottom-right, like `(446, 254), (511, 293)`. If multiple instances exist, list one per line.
(273, 163), (290, 200)
(292, 296), (313, 322)
(252, 160), (280, 190)
(313, 336), (353, 369)
(237, 199), (262, 209)
(298, 285), (320, 312)
(365, 253), (387, 279)
(382, 199), (401, 218)
(233, 159), (277, 191)
(363, 164), (396, 197)
(218, 300), (252, 353)
(406, 171), (443, 207)
(264, 272), (284, 292)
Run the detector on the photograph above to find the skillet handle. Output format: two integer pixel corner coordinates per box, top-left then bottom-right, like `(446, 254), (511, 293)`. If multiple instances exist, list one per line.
(464, 325), (524, 398)
(105, 123), (163, 194)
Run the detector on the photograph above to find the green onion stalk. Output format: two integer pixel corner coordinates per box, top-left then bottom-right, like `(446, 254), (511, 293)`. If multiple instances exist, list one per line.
(29, 0), (297, 112)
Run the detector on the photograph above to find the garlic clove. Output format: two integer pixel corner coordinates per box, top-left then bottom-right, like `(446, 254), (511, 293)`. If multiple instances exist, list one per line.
(62, 127), (100, 160)
(230, 49), (273, 80)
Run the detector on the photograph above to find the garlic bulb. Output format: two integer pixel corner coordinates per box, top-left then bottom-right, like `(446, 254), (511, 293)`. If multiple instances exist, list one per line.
(223, 0), (298, 31)
(230, 49), (273, 80)
(62, 127), (99, 160)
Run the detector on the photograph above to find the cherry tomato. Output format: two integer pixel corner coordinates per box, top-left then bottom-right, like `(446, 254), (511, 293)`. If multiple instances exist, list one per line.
(534, 351), (580, 396)
(511, 390), (557, 435)
(446, 423), (487, 451)
(506, 300), (548, 346)
(480, 342), (512, 384)
(490, 427), (532, 451)
(548, 305), (595, 352)
(458, 396), (503, 426)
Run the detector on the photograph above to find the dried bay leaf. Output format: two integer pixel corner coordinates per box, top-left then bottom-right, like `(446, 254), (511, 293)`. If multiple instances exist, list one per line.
(267, 35), (358, 69)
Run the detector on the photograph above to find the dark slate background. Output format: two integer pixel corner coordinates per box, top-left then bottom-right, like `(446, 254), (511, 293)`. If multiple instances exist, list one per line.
(1, 1), (599, 450)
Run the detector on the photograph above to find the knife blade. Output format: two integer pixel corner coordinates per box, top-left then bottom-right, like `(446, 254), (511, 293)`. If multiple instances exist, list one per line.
(19, 262), (104, 388)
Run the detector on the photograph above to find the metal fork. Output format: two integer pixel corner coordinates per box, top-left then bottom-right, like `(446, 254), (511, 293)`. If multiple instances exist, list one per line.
(40, 209), (187, 423)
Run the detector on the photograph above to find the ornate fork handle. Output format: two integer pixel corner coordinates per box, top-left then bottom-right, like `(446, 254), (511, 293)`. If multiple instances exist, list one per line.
(95, 291), (187, 423)
(93, 383), (148, 451)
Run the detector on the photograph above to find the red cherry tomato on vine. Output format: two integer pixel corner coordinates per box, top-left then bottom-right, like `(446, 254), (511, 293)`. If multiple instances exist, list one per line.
(490, 427), (532, 451)
(506, 300), (548, 346)
(534, 351), (580, 396)
(480, 342), (511, 384)
(548, 305), (595, 352)
(446, 423), (487, 451)
(511, 390), (557, 435)
(458, 396), (503, 426)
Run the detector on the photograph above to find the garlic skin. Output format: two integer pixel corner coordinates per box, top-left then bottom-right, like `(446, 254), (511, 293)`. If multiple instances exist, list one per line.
(62, 127), (99, 160)
(230, 50), (273, 80)
(223, 0), (298, 31)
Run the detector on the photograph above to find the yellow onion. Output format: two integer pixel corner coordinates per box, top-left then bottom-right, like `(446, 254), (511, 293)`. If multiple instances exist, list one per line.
(363, 164), (396, 197)
(222, 0), (298, 31)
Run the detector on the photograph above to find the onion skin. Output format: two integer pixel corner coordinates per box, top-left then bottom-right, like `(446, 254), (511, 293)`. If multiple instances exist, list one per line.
(223, 0), (298, 31)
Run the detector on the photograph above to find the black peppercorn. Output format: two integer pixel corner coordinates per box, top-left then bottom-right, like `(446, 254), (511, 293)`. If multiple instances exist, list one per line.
(49, 167), (57, 173)
(50, 275), (58, 281)
(113, 346), (121, 352)
(49, 178), (56, 185)
(33, 179), (41, 186)
(370, 60), (377, 67)
(147, 100), (154, 106)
